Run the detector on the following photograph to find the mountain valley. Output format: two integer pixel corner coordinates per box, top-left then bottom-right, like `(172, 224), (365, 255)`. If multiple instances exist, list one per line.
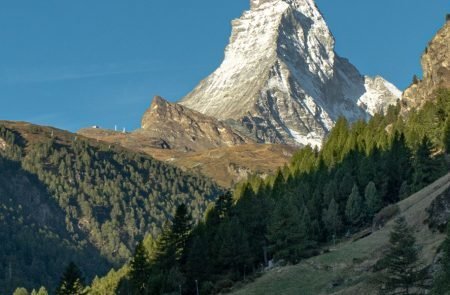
(1, 1), (449, 295)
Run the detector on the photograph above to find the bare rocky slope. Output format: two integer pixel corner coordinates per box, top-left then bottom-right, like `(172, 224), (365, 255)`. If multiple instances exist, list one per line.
(79, 96), (296, 188)
(402, 19), (450, 112)
(181, 0), (401, 147)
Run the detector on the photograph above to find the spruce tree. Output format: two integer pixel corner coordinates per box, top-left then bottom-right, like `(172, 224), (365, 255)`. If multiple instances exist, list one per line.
(345, 184), (363, 226)
(412, 136), (440, 190)
(431, 223), (450, 294)
(365, 181), (382, 218)
(383, 133), (412, 203)
(129, 241), (152, 294)
(267, 197), (308, 263)
(380, 217), (427, 294)
(215, 217), (252, 277)
(56, 262), (85, 295)
(170, 204), (193, 264)
(323, 198), (342, 239)
(186, 229), (210, 283)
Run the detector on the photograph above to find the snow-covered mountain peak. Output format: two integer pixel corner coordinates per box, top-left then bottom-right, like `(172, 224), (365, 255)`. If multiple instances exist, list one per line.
(181, 0), (400, 147)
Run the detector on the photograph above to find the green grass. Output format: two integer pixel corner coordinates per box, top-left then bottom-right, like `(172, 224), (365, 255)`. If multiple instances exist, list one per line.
(232, 174), (450, 295)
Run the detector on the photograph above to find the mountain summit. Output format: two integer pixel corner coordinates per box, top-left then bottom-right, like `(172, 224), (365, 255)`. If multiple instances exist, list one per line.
(181, 0), (401, 147)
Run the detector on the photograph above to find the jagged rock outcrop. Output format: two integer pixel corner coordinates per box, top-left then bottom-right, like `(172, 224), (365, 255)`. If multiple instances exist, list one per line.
(139, 96), (255, 151)
(402, 19), (450, 111)
(181, 0), (400, 147)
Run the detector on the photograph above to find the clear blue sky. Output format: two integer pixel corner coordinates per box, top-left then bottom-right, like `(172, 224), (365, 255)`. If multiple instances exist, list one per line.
(0, 1), (448, 132)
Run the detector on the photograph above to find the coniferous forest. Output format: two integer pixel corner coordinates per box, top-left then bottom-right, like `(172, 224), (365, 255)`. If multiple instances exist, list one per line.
(0, 123), (223, 294)
(5, 90), (450, 294)
(85, 90), (449, 294)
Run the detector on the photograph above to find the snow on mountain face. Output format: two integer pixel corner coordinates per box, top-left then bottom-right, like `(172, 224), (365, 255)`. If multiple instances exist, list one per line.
(180, 0), (400, 147)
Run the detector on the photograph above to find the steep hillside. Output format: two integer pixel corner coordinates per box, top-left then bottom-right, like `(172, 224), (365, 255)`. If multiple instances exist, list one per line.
(0, 155), (110, 294)
(78, 126), (296, 188)
(231, 174), (450, 295)
(181, 0), (400, 145)
(79, 96), (297, 188)
(0, 121), (223, 293)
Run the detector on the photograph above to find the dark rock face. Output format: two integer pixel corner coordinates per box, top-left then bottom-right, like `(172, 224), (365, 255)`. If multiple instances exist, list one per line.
(140, 96), (255, 152)
(402, 21), (450, 111)
(426, 186), (450, 232)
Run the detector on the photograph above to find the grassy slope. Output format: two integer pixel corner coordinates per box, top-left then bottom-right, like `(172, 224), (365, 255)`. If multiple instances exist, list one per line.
(232, 173), (450, 295)
(78, 128), (297, 187)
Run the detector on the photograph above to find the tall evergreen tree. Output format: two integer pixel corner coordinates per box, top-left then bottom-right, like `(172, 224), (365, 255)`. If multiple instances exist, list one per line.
(345, 184), (364, 226)
(412, 136), (441, 190)
(431, 223), (450, 294)
(267, 197), (309, 263)
(170, 204), (193, 265)
(323, 198), (342, 239)
(365, 181), (382, 218)
(56, 262), (85, 295)
(235, 185), (272, 265)
(380, 217), (427, 294)
(129, 241), (152, 294)
(186, 226), (210, 284)
(149, 204), (193, 293)
(383, 133), (412, 203)
(214, 217), (252, 278)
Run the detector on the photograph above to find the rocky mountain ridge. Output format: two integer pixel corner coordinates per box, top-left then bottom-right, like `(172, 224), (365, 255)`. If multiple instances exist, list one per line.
(402, 19), (450, 112)
(180, 0), (401, 147)
(140, 96), (255, 151)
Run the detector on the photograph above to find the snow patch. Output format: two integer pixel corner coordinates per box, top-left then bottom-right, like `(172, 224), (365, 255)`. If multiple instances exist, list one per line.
(289, 129), (322, 148)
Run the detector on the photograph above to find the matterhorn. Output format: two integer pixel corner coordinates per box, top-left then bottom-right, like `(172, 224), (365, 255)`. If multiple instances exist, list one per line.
(180, 0), (401, 147)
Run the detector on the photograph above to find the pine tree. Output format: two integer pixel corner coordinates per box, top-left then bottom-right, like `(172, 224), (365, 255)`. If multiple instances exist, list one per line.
(186, 228), (210, 283)
(267, 197), (308, 263)
(345, 184), (363, 226)
(56, 262), (85, 295)
(129, 241), (152, 294)
(215, 217), (252, 277)
(154, 204), (193, 270)
(383, 133), (412, 203)
(323, 198), (342, 239)
(380, 217), (427, 294)
(365, 181), (382, 218)
(431, 223), (450, 294)
(412, 136), (440, 190)
(170, 204), (193, 264)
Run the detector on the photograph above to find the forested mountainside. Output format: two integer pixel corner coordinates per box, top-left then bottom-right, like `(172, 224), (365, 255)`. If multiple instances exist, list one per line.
(0, 155), (110, 293)
(87, 90), (449, 294)
(0, 122), (223, 294)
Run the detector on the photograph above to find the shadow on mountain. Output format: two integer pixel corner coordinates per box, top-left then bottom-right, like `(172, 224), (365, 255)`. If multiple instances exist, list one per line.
(0, 156), (110, 294)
